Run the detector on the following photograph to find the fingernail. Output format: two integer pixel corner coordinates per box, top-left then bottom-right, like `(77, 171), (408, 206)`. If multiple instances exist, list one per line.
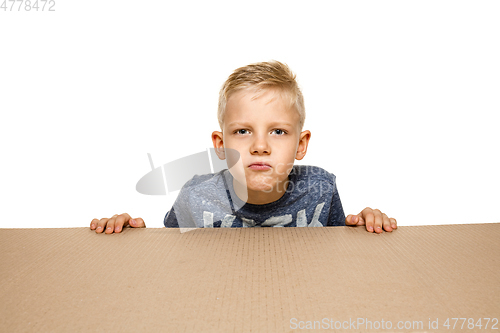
(392, 224), (397, 229)
(351, 216), (357, 223)
(367, 226), (373, 231)
(131, 219), (136, 226)
(91, 224), (95, 229)
(107, 227), (112, 232)
(115, 226), (120, 232)
(96, 226), (102, 231)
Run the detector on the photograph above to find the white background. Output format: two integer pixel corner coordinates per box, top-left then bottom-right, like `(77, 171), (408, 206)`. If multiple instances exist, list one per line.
(1, 0), (498, 229)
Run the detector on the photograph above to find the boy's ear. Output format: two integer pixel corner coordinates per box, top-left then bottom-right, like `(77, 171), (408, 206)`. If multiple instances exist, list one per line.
(295, 130), (311, 160)
(211, 131), (226, 159)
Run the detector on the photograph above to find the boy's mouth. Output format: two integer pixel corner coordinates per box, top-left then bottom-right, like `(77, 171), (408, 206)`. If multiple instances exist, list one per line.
(248, 162), (272, 171)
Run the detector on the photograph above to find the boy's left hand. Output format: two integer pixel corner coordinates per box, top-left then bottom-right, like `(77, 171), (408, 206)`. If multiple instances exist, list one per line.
(345, 207), (397, 233)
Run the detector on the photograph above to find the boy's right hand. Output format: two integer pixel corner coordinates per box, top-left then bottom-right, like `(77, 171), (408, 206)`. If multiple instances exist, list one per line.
(90, 213), (146, 234)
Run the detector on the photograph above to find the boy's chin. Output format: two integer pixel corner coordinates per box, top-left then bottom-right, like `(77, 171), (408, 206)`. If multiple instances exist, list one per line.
(245, 180), (280, 194)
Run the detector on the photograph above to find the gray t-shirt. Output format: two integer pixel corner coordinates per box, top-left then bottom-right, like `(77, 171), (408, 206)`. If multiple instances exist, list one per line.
(163, 165), (346, 228)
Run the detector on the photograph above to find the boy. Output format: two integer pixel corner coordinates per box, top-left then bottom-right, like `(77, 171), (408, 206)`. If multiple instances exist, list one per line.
(90, 61), (397, 233)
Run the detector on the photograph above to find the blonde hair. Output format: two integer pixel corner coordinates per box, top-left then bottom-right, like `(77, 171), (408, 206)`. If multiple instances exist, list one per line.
(218, 60), (305, 130)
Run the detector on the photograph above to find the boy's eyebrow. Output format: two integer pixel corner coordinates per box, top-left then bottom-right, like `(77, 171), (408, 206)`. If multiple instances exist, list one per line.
(227, 121), (294, 128)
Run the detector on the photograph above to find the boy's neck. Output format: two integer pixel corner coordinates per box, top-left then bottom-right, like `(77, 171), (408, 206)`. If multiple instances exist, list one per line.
(232, 177), (290, 205)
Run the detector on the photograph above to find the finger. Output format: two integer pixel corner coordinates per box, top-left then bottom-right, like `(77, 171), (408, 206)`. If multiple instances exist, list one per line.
(90, 218), (99, 230)
(382, 213), (393, 232)
(373, 209), (384, 233)
(346, 214), (364, 226)
(105, 215), (119, 234)
(345, 214), (357, 226)
(357, 215), (365, 226)
(113, 214), (130, 233)
(129, 217), (146, 228)
(363, 209), (375, 233)
(95, 218), (109, 234)
(390, 218), (397, 229)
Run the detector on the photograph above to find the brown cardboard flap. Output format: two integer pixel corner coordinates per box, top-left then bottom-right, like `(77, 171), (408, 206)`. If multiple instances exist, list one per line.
(1, 224), (499, 332)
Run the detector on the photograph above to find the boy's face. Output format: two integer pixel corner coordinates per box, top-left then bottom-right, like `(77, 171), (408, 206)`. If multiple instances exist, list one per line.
(212, 87), (311, 204)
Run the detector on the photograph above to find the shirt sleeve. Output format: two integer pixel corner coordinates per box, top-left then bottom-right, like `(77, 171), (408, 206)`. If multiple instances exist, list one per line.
(327, 180), (346, 226)
(162, 173), (206, 228)
(164, 208), (179, 228)
(164, 192), (198, 228)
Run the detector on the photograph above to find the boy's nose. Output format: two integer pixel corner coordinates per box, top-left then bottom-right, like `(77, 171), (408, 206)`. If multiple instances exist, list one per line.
(250, 136), (270, 155)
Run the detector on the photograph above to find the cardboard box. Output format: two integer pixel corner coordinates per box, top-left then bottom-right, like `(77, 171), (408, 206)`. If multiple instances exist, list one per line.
(1, 223), (499, 332)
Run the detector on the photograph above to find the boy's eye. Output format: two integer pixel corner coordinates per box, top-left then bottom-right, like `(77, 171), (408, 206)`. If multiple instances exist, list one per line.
(235, 129), (249, 135)
(272, 129), (287, 135)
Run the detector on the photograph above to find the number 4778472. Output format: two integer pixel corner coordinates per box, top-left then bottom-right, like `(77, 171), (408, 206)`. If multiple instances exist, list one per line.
(1, 0), (56, 11)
